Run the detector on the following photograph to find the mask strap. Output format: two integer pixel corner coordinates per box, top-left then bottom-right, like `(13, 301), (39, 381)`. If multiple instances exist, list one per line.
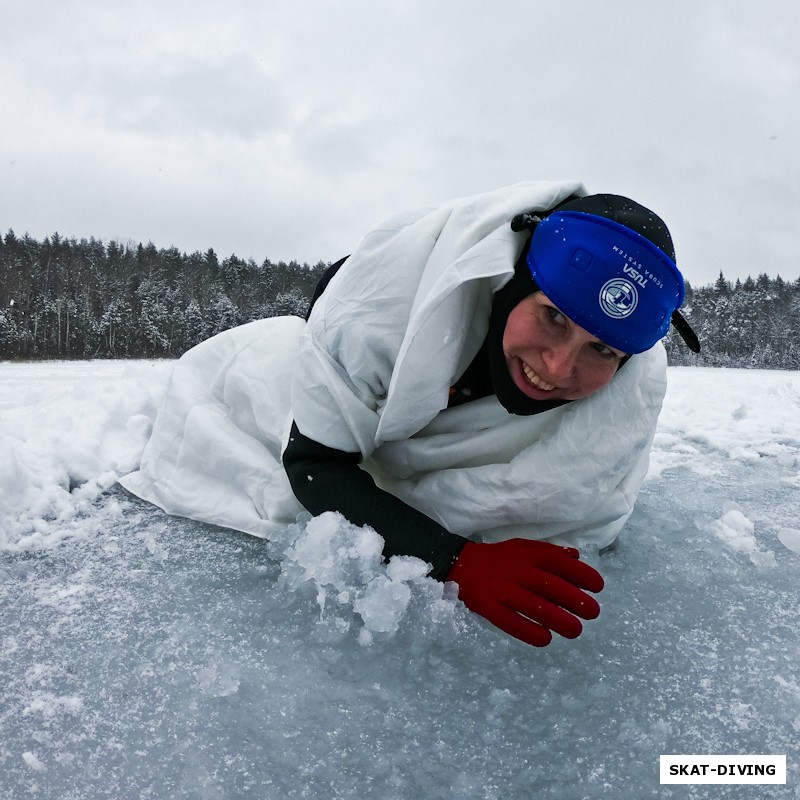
(671, 310), (701, 353)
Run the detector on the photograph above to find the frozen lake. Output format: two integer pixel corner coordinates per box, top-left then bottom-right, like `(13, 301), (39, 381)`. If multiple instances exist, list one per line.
(1, 360), (799, 799)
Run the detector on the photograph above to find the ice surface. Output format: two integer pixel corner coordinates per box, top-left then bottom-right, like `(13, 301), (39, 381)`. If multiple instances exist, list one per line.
(1, 362), (799, 799)
(778, 528), (800, 555)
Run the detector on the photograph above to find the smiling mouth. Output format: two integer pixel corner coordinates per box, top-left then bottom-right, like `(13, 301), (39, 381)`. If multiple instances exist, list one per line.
(521, 361), (555, 392)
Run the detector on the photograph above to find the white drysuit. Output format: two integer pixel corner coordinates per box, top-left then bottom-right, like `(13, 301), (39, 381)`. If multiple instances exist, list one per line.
(120, 180), (667, 550)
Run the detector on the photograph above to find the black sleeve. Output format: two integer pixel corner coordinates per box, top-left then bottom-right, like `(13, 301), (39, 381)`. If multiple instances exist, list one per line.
(282, 421), (467, 581)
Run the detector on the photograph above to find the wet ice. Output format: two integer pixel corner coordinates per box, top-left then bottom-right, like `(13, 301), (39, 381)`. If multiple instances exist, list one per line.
(1, 361), (798, 799)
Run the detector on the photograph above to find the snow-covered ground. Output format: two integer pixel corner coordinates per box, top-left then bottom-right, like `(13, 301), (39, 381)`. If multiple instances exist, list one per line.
(1, 359), (798, 799)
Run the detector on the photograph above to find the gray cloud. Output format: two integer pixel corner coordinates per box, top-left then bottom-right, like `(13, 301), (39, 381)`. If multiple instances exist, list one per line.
(87, 55), (288, 141)
(1, 0), (798, 286)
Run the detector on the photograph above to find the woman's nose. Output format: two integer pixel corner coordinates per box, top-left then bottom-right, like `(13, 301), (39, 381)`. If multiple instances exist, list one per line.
(541, 342), (580, 381)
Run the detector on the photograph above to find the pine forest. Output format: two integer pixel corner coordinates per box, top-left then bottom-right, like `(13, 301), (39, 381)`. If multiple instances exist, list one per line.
(1, 230), (799, 369)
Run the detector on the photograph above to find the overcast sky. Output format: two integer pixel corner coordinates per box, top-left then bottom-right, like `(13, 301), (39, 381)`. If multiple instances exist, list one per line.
(2, 0), (798, 286)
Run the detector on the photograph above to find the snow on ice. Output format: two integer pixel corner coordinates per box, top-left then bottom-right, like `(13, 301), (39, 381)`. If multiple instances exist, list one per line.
(1, 360), (799, 799)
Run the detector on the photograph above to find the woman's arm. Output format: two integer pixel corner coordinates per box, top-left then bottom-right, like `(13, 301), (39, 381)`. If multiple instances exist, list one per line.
(283, 421), (467, 581)
(284, 421), (604, 647)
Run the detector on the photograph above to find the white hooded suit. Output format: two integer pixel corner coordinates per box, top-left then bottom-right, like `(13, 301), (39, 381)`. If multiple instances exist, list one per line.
(120, 181), (667, 552)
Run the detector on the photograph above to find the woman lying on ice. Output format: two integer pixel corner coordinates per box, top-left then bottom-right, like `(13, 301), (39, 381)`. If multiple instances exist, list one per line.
(121, 181), (698, 648)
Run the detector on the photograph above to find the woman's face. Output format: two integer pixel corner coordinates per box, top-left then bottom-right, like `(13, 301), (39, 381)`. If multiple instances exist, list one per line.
(503, 292), (627, 401)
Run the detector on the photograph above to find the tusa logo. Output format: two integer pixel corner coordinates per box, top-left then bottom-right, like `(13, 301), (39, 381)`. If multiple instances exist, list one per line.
(623, 264), (648, 288)
(599, 278), (638, 319)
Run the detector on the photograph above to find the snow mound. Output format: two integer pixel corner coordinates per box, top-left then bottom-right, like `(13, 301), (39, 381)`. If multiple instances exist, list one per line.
(269, 511), (465, 646)
(652, 367), (800, 476)
(0, 361), (171, 551)
(700, 506), (777, 569)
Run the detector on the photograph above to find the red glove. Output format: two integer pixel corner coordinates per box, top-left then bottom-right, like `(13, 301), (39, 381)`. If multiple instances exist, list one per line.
(446, 538), (604, 647)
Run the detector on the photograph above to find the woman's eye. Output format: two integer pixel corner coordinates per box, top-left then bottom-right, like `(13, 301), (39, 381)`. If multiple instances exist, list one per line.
(545, 306), (566, 325)
(591, 342), (617, 358)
